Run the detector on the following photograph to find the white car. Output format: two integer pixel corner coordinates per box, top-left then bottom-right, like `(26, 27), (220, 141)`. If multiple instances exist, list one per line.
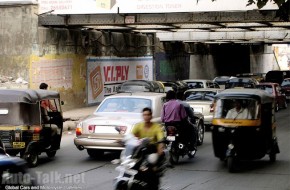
(183, 79), (220, 89)
(184, 88), (223, 129)
(74, 92), (166, 158)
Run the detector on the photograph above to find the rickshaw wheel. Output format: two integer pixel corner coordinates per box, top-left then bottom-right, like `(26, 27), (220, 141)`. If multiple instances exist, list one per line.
(227, 157), (235, 173)
(25, 152), (39, 168)
(46, 150), (57, 158)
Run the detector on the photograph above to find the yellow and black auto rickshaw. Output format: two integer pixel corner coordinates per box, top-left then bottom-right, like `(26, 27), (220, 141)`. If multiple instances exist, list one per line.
(211, 88), (280, 172)
(0, 89), (63, 167)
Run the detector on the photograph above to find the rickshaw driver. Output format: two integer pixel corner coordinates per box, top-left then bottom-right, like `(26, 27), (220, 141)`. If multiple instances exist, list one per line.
(39, 83), (57, 111)
(225, 99), (252, 119)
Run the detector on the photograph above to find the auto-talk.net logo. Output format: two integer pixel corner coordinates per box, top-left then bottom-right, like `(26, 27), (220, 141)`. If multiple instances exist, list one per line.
(90, 66), (103, 100)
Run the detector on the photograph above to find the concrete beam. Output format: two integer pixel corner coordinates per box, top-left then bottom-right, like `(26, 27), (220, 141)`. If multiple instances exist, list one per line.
(156, 30), (290, 42)
(39, 10), (279, 26)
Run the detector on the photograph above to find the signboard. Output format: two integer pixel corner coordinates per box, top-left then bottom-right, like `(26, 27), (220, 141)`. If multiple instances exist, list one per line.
(87, 57), (153, 104)
(38, 0), (279, 15)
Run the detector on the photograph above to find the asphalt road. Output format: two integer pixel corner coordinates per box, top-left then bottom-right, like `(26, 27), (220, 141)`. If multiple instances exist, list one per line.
(30, 106), (290, 190)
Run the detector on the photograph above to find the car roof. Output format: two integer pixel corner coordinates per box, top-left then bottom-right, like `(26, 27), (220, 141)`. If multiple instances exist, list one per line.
(107, 92), (165, 99)
(257, 82), (278, 86)
(0, 89), (60, 104)
(183, 79), (213, 82)
(185, 88), (221, 92)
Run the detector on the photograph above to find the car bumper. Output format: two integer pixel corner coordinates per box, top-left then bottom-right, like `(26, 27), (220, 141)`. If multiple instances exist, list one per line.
(74, 137), (125, 151)
(203, 115), (213, 125)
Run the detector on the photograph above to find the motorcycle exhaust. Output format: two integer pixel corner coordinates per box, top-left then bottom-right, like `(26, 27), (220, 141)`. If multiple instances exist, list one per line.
(178, 143), (184, 149)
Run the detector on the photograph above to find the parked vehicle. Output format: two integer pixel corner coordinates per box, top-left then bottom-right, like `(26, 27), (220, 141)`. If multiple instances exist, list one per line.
(265, 70), (290, 85)
(281, 78), (290, 102)
(183, 79), (220, 89)
(211, 89), (280, 172)
(113, 135), (166, 190)
(256, 82), (287, 112)
(118, 80), (165, 93)
(0, 89), (64, 167)
(225, 77), (258, 89)
(184, 88), (223, 129)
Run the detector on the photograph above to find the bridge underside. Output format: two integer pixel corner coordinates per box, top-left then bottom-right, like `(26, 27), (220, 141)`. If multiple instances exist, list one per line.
(39, 10), (290, 43)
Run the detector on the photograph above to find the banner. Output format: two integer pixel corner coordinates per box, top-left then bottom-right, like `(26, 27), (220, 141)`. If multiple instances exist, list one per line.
(38, 0), (278, 15)
(87, 57), (153, 104)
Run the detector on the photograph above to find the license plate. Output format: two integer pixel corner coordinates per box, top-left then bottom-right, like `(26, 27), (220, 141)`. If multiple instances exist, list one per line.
(194, 107), (203, 113)
(166, 136), (176, 141)
(12, 142), (25, 149)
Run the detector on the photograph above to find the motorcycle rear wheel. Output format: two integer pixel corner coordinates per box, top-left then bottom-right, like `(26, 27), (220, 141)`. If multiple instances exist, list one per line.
(169, 146), (179, 165)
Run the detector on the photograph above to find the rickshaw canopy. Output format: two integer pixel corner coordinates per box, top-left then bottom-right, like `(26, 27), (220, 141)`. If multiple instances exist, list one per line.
(215, 89), (274, 104)
(0, 89), (60, 104)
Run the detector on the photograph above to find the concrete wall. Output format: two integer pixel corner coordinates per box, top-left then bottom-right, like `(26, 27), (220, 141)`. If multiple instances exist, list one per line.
(30, 28), (154, 110)
(0, 5), (38, 89)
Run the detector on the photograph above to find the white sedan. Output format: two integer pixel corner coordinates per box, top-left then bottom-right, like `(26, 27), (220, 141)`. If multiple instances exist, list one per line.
(74, 92), (166, 158)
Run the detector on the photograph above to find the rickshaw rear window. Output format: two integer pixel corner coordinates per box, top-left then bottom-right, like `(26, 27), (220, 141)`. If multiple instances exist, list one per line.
(0, 103), (40, 125)
(213, 98), (260, 119)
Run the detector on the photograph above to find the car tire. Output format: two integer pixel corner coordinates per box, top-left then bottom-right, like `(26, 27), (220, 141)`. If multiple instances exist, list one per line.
(25, 152), (39, 168)
(87, 149), (104, 158)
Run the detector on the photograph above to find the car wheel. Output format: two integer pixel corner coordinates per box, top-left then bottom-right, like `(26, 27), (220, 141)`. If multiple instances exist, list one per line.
(197, 122), (204, 146)
(87, 149), (104, 158)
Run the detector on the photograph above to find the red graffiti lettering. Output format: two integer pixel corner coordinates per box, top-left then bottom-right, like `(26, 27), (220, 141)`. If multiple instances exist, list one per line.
(116, 66), (122, 81)
(124, 66), (129, 80)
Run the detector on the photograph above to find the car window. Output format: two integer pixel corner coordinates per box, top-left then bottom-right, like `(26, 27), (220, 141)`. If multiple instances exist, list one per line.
(256, 85), (273, 94)
(184, 91), (217, 101)
(187, 82), (204, 89)
(97, 98), (152, 113)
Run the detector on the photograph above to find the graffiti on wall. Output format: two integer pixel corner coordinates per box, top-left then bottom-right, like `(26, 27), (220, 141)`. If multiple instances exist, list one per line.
(87, 56), (153, 104)
(30, 58), (73, 88)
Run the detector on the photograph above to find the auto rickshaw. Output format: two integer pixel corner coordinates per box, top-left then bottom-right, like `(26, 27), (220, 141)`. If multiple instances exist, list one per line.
(211, 88), (280, 172)
(0, 89), (63, 167)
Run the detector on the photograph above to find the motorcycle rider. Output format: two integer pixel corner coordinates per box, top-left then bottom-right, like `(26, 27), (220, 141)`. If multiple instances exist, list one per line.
(176, 91), (198, 151)
(131, 107), (166, 190)
(161, 90), (196, 153)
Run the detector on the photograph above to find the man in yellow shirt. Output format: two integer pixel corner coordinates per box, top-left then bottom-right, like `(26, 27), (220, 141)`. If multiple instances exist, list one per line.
(132, 107), (165, 156)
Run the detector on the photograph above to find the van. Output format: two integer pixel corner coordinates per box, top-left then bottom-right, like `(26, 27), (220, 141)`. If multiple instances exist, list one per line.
(265, 70), (290, 85)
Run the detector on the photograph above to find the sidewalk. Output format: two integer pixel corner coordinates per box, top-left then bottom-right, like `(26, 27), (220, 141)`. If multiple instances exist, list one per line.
(62, 106), (97, 131)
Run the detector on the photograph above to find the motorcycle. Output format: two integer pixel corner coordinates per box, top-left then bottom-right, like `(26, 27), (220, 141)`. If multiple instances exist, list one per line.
(113, 134), (166, 190)
(165, 123), (197, 165)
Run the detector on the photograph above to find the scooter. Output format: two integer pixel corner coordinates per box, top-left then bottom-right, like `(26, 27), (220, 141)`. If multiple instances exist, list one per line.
(113, 135), (166, 190)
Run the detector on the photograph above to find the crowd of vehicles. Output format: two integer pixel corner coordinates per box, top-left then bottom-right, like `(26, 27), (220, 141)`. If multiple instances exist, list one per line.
(0, 69), (288, 188)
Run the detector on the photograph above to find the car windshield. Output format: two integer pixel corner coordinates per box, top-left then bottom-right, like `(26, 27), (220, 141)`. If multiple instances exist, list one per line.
(214, 78), (229, 85)
(96, 98), (152, 113)
(256, 85), (273, 94)
(186, 82), (204, 89)
(184, 91), (217, 101)
(213, 98), (259, 119)
(281, 79), (290, 87)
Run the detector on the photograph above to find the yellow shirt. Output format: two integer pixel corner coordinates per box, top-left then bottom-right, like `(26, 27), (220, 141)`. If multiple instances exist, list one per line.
(132, 122), (164, 144)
